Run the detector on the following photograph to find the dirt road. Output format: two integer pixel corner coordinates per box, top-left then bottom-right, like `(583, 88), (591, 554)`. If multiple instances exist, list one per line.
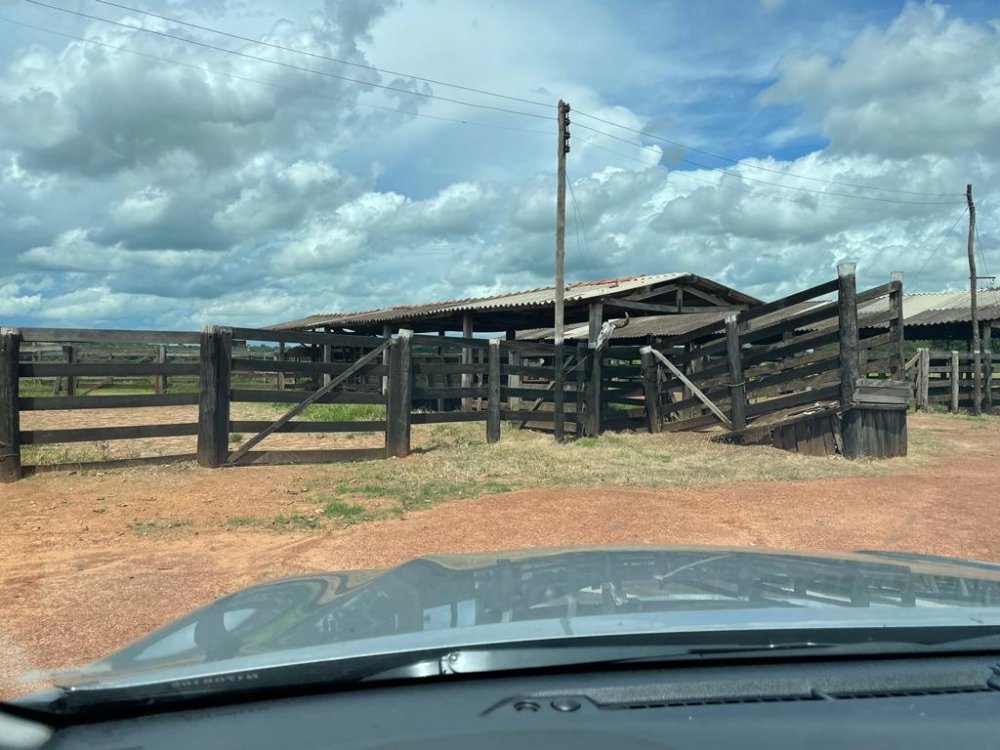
(2, 413), (998, 699)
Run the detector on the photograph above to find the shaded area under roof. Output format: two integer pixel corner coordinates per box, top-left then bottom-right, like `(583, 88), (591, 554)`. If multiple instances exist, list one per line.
(269, 273), (762, 334)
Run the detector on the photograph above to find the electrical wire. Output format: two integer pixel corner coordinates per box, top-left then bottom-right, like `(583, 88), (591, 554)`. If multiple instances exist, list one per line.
(0, 16), (555, 137)
(909, 207), (968, 287)
(574, 122), (965, 206)
(21, 0), (557, 121)
(567, 172), (595, 270)
(573, 134), (912, 218)
(574, 108), (961, 198)
(89, 0), (552, 110)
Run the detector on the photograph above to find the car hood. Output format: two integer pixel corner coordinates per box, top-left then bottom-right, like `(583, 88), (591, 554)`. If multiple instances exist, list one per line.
(43, 545), (1000, 694)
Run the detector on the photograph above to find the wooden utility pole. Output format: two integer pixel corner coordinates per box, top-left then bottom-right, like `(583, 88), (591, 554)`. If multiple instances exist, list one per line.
(555, 100), (570, 346)
(967, 184), (982, 415)
(553, 100), (570, 441)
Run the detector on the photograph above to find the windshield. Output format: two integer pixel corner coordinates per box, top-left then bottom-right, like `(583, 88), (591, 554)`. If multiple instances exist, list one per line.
(2, 0), (999, 712)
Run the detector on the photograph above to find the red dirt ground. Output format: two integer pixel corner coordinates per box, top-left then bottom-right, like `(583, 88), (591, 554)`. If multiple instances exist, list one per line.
(2, 413), (998, 700)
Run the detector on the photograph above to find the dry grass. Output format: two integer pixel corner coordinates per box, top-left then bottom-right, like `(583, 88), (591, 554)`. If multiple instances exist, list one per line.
(293, 417), (950, 523)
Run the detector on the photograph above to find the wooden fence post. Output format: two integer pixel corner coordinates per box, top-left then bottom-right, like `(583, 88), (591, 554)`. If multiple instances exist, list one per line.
(982, 321), (992, 412)
(918, 347), (930, 411)
(639, 346), (661, 433)
(575, 342), (586, 437)
(725, 313), (746, 431)
(888, 271), (905, 378)
(950, 350), (960, 413)
(838, 262), (862, 458)
(553, 343), (565, 442)
(155, 344), (166, 395)
(62, 345), (76, 397)
(587, 347), (602, 437)
(0, 328), (21, 483)
(197, 325), (232, 468)
(322, 343), (332, 387)
(486, 339), (501, 444)
(277, 341), (286, 391)
(386, 329), (413, 457)
(461, 313), (473, 411)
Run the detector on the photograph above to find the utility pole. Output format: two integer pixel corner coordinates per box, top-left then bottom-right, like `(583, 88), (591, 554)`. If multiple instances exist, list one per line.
(553, 100), (570, 441)
(554, 100), (570, 345)
(967, 184), (982, 415)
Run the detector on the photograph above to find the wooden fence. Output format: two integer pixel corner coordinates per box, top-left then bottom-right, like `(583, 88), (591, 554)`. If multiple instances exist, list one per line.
(0, 325), (578, 482)
(635, 264), (908, 458)
(909, 348), (998, 413)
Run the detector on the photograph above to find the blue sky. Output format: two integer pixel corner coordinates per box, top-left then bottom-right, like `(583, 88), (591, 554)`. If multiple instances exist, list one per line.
(0, 0), (997, 329)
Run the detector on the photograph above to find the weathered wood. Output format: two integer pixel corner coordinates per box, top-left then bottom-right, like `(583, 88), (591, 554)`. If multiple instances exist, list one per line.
(486, 339), (501, 444)
(21, 423), (200, 445)
(229, 448), (385, 466)
(21, 393), (199, 411)
(639, 347), (661, 433)
(412, 362), (488, 375)
(18, 327), (199, 344)
(155, 344), (167, 394)
(501, 409), (563, 422)
(410, 411), (487, 424)
(888, 272), (905, 377)
(918, 348), (930, 410)
(20, 362), (198, 377)
(646, 347), (732, 429)
(61, 345), (76, 397)
(0, 329), (21, 482)
(277, 341), (286, 391)
(321, 343), (333, 387)
(228, 326), (383, 348)
(739, 279), (839, 325)
(231, 389), (384, 405)
(837, 263), (862, 458)
(231, 358), (388, 376)
(22, 452), (198, 476)
(745, 384), (841, 417)
(229, 420), (386, 434)
(724, 314), (746, 431)
(230, 339), (390, 464)
(950, 350), (960, 413)
(386, 330), (413, 458)
(412, 386), (490, 399)
(744, 355), (841, 394)
(553, 343), (565, 441)
(575, 342), (586, 437)
(587, 301), (603, 349)
(196, 327), (232, 468)
(461, 313), (474, 411)
(661, 412), (723, 432)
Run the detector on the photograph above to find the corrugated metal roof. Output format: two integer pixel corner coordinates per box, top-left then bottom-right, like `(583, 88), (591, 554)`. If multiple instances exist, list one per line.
(898, 290), (1000, 326)
(270, 273), (761, 330)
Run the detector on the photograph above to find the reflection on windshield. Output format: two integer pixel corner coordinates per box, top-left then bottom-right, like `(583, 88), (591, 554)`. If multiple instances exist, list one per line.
(87, 549), (1000, 680)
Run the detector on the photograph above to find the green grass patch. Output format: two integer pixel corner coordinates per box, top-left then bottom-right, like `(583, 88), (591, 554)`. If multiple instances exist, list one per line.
(225, 515), (263, 527)
(270, 512), (321, 531)
(263, 402), (386, 422)
(320, 498), (366, 521)
(129, 518), (192, 534)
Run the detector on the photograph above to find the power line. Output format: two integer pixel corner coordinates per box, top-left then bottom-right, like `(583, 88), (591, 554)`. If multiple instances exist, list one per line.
(22, 0), (557, 121)
(573, 134), (919, 218)
(909, 207), (968, 287)
(567, 171), (594, 269)
(0, 16), (554, 138)
(574, 122), (965, 206)
(89, 0), (553, 110)
(574, 108), (961, 198)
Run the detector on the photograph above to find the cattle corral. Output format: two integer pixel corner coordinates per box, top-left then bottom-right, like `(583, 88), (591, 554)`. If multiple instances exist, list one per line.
(2, 263), (952, 483)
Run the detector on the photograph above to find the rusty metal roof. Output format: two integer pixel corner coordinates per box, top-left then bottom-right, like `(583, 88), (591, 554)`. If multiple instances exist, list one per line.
(269, 273), (761, 331)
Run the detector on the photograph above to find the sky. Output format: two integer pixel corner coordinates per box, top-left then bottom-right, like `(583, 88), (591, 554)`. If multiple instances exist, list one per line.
(0, 0), (997, 330)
